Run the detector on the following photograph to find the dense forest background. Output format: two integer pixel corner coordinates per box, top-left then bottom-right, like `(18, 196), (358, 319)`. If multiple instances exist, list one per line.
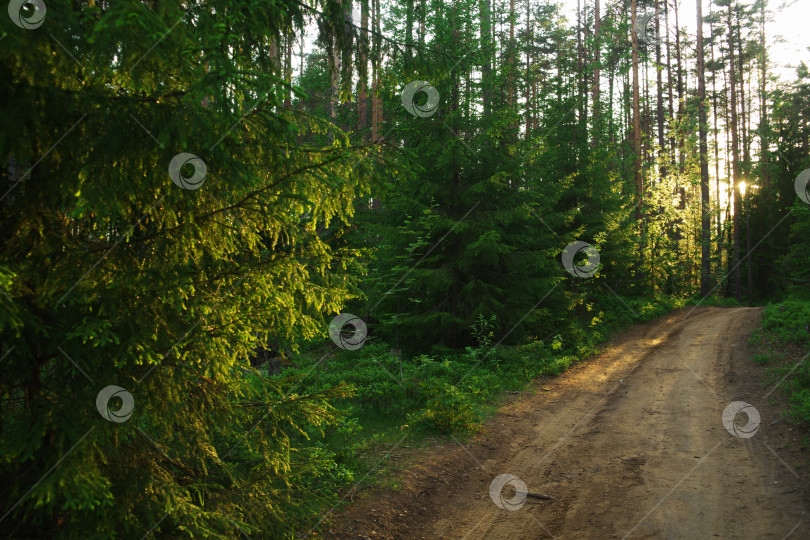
(1, 0), (808, 537)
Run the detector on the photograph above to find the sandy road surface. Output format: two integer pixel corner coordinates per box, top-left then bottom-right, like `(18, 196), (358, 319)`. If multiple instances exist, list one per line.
(332, 307), (808, 539)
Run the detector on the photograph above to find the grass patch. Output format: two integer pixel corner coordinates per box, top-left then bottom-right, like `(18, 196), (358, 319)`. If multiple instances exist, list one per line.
(750, 300), (810, 425)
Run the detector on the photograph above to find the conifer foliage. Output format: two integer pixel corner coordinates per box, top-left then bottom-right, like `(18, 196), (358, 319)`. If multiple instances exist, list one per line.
(1, 0), (808, 537)
(1, 1), (370, 537)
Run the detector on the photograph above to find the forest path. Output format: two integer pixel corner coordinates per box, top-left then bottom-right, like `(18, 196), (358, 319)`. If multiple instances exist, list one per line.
(331, 307), (809, 539)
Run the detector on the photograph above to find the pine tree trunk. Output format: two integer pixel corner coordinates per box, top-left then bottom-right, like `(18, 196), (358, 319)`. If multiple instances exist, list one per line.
(631, 0), (643, 222)
(608, 65), (614, 143)
(480, 0), (492, 115)
(452, 0), (461, 199)
(269, 37), (279, 71)
(358, 0), (369, 138)
(727, 0), (743, 301)
(371, 0), (382, 145)
(342, 1), (353, 130)
(737, 20), (750, 172)
(674, 0), (685, 183)
(509, 0), (515, 113)
(419, 0), (425, 46)
(760, 0), (769, 190)
(655, 0), (665, 177)
(406, 0), (414, 54)
(525, 0), (532, 140)
(284, 35), (292, 109)
(746, 192), (753, 301)
(665, 0), (676, 170)
(575, 0), (583, 144)
(710, 2), (722, 262)
(329, 44), (340, 121)
(298, 32), (305, 144)
(592, 0), (601, 127)
(580, 0), (588, 129)
(696, 0), (711, 297)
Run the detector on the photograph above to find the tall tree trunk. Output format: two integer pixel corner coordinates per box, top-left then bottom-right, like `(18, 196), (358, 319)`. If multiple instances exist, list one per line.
(608, 62), (614, 143)
(342, 1), (353, 117)
(371, 0), (382, 145)
(299, 31), (304, 86)
(655, 0), (665, 178)
(665, 0), (676, 170)
(592, 0), (601, 127)
(643, 61), (650, 167)
(284, 35), (292, 109)
(419, 0), (426, 46)
(329, 42), (341, 121)
(759, 0), (769, 190)
(710, 2), (722, 260)
(727, 0), (742, 301)
(269, 37), (279, 71)
(406, 0), (414, 53)
(525, 0), (532, 140)
(508, 0), (515, 113)
(480, 0), (492, 115)
(674, 0), (686, 186)
(575, 0), (584, 144)
(368, 0), (381, 211)
(696, 0), (711, 296)
(452, 0), (461, 199)
(746, 190), (753, 301)
(358, 0), (369, 137)
(581, 0), (588, 130)
(737, 19), (750, 173)
(631, 0), (643, 222)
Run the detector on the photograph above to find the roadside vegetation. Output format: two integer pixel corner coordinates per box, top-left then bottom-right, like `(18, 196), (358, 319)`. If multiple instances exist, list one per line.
(750, 301), (810, 435)
(265, 294), (686, 532)
(2, 0), (809, 538)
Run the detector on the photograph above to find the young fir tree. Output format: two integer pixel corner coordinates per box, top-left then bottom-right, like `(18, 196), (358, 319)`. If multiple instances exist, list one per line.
(0, 1), (373, 537)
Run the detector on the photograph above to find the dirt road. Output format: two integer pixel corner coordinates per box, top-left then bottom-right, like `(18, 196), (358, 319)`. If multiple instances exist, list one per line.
(331, 307), (809, 539)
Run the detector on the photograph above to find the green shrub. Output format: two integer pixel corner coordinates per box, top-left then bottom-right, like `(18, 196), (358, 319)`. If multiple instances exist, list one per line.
(408, 382), (480, 434)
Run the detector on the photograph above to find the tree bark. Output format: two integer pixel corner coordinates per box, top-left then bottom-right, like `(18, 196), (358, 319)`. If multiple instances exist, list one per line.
(696, 0), (711, 296)
(654, 0), (665, 179)
(727, 0), (743, 301)
(406, 0), (414, 57)
(592, 0), (601, 127)
(284, 35), (292, 109)
(358, 0), (369, 137)
(665, 0), (676, 171)
(709, 1), (722, 262)
(631, 0), (643, 222)
(671, 1), (684, 265)
(525, 0), (532, 139)
(737, 17), (750, 173)
(371, 0), (382, 145)
(480, 0), (492, 115)
(759, 0), (769, 190)
(509, 0), (516, 112)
